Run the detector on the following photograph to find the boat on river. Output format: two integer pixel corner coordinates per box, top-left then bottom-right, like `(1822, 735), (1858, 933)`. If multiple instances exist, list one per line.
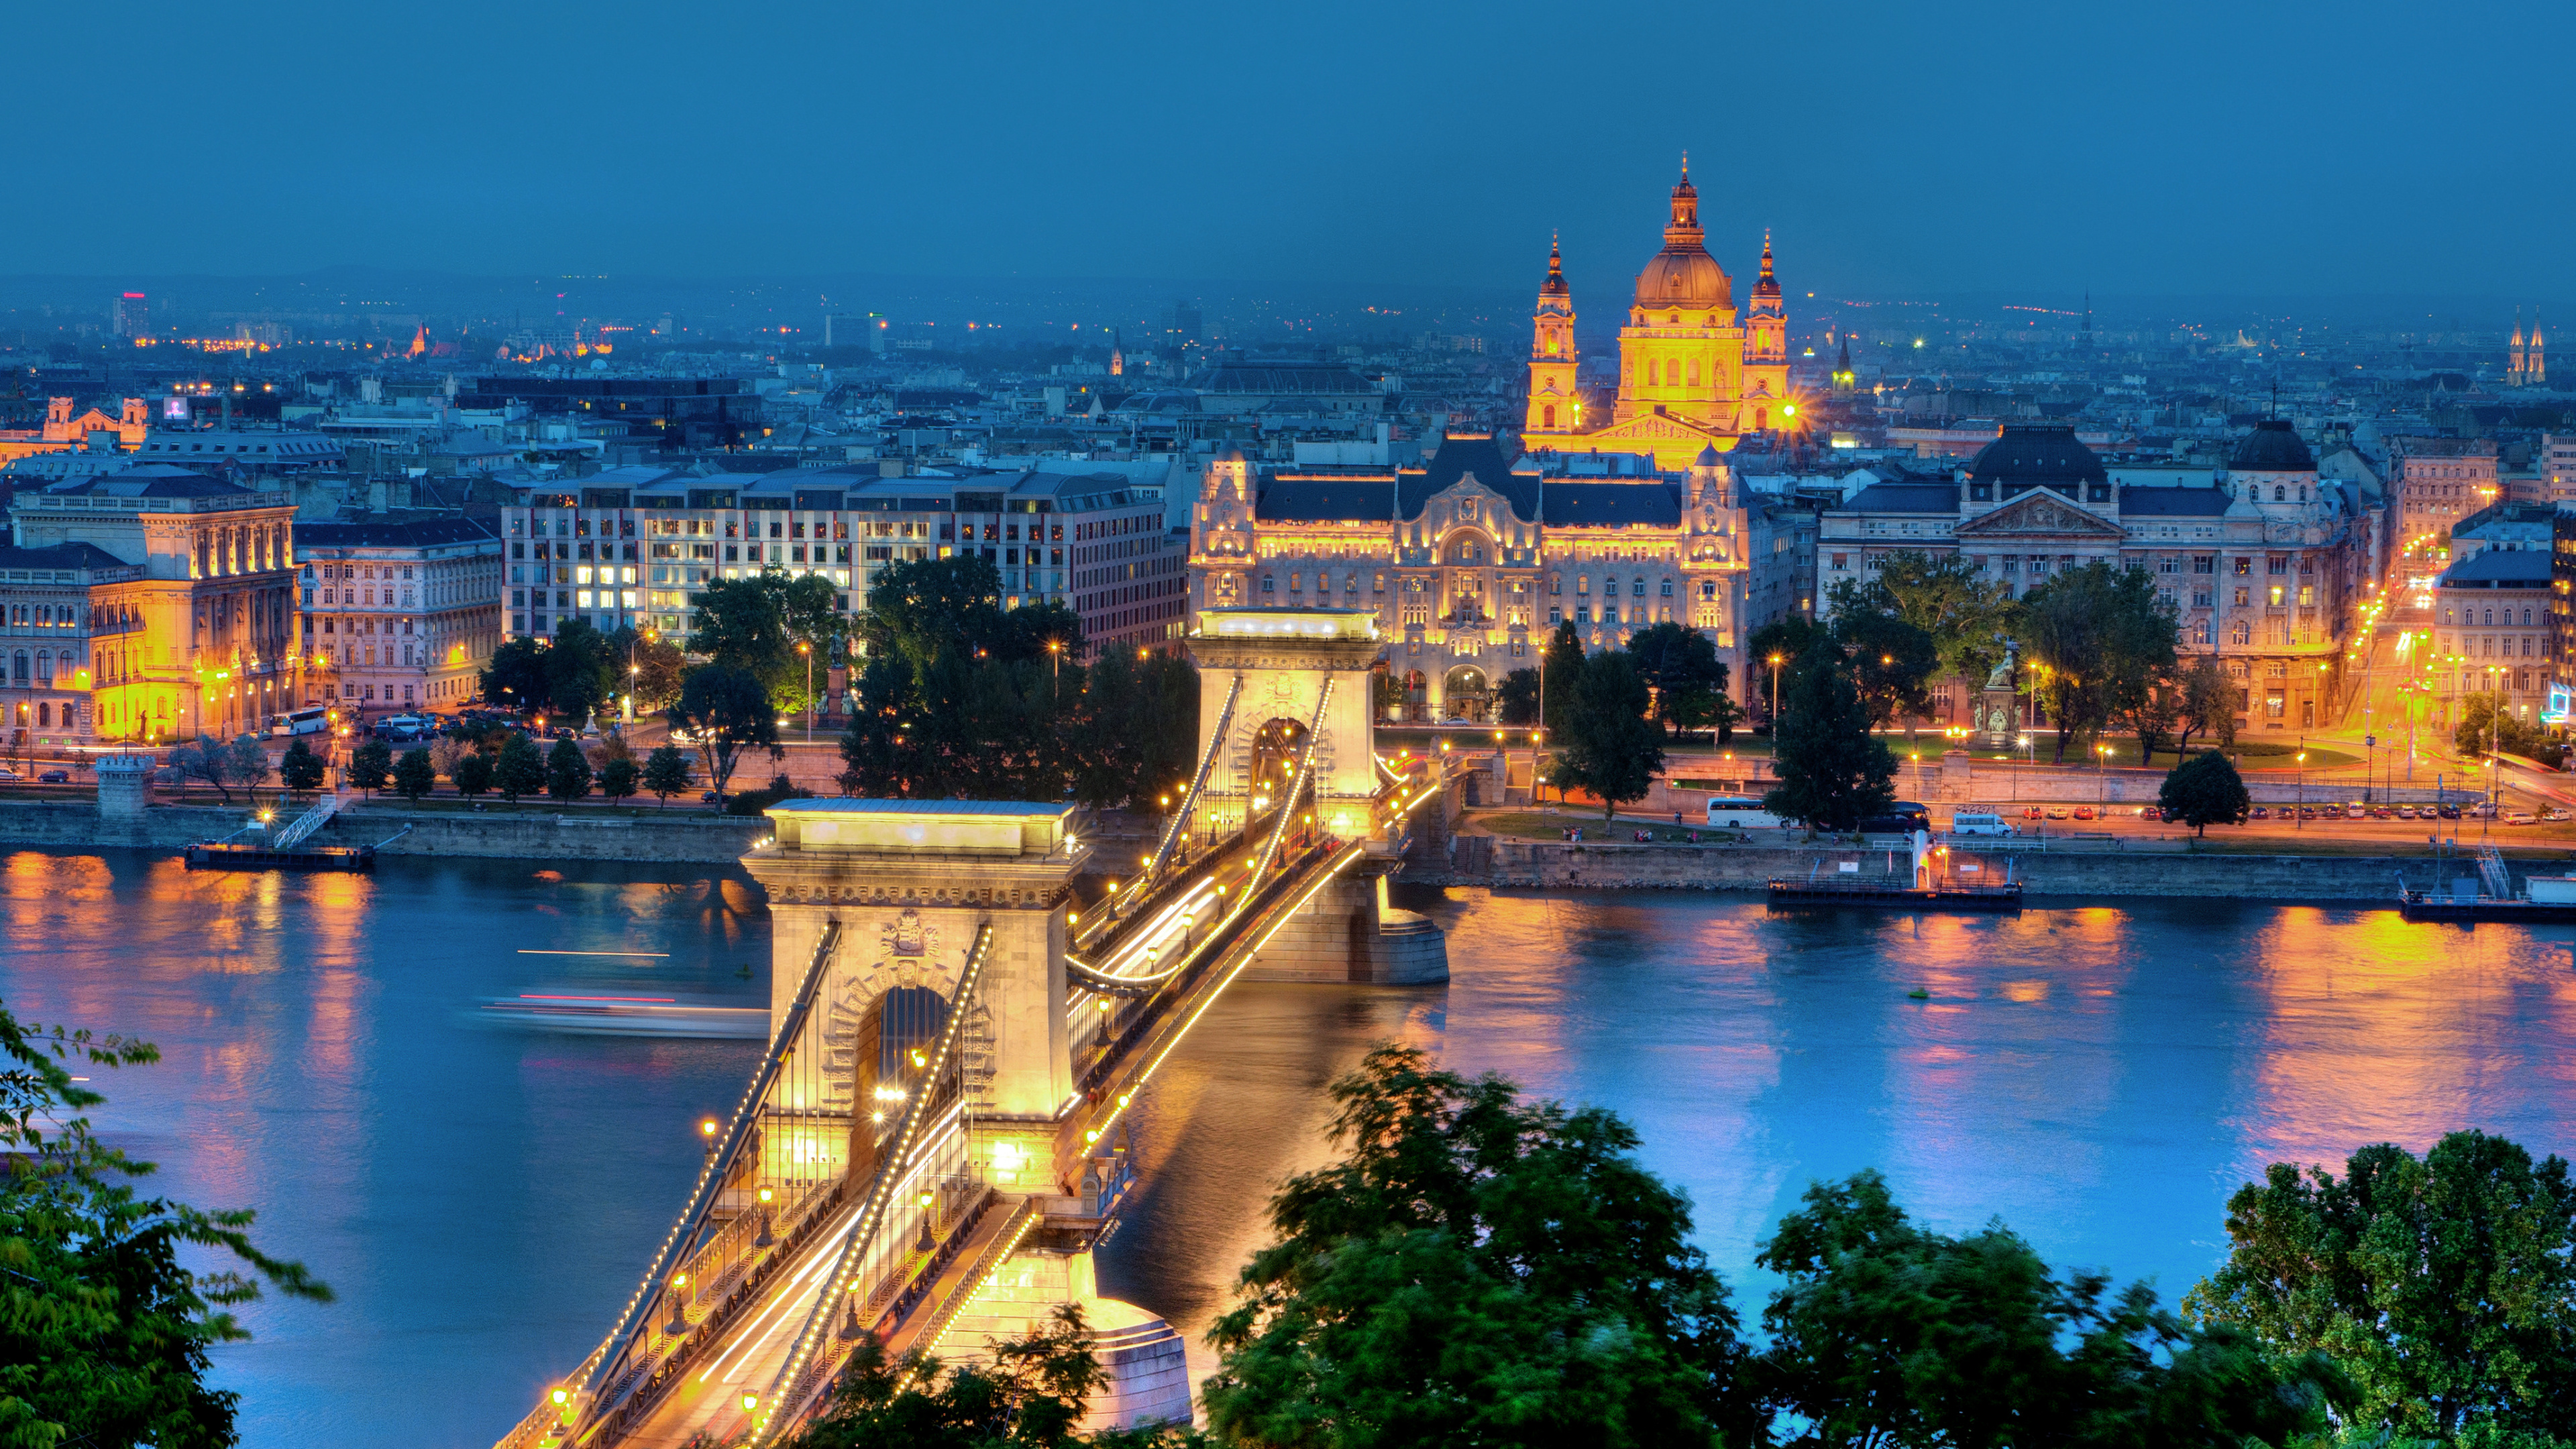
(473, 992), (769, 1038)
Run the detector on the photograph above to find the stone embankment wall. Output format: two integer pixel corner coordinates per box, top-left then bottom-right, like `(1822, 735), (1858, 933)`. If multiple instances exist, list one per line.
(1418, 838), (2514, 901)
(0, 801), (766, 864)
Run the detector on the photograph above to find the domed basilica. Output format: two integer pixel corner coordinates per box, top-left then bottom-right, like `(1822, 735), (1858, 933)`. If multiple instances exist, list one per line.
(1520, 163), (1791, 470)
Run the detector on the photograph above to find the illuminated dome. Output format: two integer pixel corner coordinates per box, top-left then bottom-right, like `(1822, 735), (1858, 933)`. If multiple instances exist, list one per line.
(1633, 166), (1733, 315)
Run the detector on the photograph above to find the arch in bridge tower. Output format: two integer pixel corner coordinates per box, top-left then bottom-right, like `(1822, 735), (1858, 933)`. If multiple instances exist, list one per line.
(1186, 608), (1448, 987)
(746, 800), (1086, 1195)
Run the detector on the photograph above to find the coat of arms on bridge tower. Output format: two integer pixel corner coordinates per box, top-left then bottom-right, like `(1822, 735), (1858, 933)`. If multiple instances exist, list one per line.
(881, 908), (937, 959)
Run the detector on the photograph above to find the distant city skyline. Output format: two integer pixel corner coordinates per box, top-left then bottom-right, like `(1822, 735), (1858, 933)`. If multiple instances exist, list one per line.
(4, 0), (2569, 301)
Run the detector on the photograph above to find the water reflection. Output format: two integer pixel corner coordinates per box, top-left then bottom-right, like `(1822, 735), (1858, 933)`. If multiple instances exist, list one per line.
(7, 855), (2576, 1447)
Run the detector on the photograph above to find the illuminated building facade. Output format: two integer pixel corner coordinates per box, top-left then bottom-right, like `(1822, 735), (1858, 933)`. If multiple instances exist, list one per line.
(2435, 549), (2551, 724)
(1187, 433), (1751, 720)
(500, 466), (1182, 657)
(296, 519), (504, 714)
(2388, 437), (2499, 576)
(5, 465), (301, 743)
(1817, 423), (2361, 733)
(1519, 166), (1793, 470)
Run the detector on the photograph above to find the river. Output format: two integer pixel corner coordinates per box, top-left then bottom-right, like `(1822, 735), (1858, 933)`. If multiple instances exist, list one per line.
(2, 849), (2569, 1446)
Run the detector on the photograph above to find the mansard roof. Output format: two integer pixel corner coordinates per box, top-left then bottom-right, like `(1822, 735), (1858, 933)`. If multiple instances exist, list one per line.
(1254, 478), (1397, 523)
(2118, 487), (2233, 517)
(1538, 480), (1682, 528)
(1836, 482), (1959, 514)
(1397, 433), (1538, 519)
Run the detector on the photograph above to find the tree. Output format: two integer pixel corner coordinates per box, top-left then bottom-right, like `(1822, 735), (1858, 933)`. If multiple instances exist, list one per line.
(1763, 645), (1897, 833)
(2158, 751), (2249, 837)
(545, 737), (593, 802)
(2178, 655), (2239, 755)
(393, 747), (435, 802)
(1550, 650), (1665, 822)
(668, 664), (778, 810)
(0, 1000), (329, 1448)
(1541, 619), (1585, 739)
(479, 635), (550, 717)
(1627, 621), (1730, 739)
(1496, 667), (1542, 727)
(2021, 561), (2180, 763)
(541, 619), (619, 727)
(1747, 616), (1830, 723)
(1758, 1171), (2341, 1449)
(2459, 691), (2570, 768)
(685, 576), (792, 700)
(224, 736), (271, 796)
(641, 743), (693, 808)
(278, 737), (326, 796)
(780, 1303), (1195, 1449)
(2186, 1130), (2576, 1441)
(1203, 1045), (1754, 1449)
(452, 749), (494, 800)
(598, 755), (639, 804)
(1871, 549), (2021, 688)
(618, 629), (687, 713)
(1828, 602), (1940, 731)
(347, 739), (392, 798)
(166, 734), (252, 804)
(494, 733), (545, 803)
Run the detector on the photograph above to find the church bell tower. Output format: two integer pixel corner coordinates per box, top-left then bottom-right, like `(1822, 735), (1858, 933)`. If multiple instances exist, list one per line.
(1523, 236), (1580, 439)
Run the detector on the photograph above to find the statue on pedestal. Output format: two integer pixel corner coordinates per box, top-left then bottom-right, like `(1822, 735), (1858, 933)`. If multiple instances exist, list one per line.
(1978, 637), (2021, 747)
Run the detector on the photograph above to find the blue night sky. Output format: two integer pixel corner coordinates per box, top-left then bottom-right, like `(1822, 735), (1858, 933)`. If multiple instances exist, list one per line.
(11, 0), (2569, 305)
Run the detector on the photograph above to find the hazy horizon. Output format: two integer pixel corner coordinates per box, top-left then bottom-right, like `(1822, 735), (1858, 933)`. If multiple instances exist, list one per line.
(5, 0), (2567, 315)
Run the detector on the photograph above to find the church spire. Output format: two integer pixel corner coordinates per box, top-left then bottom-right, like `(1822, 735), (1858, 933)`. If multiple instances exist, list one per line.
(1541, 231), (1568, 297)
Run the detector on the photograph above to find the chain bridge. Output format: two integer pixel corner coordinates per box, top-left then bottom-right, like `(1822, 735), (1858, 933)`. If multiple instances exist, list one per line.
(495, 609), (1450, 1449)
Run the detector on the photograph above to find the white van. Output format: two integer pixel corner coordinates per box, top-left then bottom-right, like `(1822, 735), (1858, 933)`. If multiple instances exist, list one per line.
(1705, 796), (1786, 830)
(1949, 810), (2017, 837)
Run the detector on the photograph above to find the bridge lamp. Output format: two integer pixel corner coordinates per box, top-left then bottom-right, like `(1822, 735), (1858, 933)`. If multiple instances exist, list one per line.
(758, 1186), (773, 1204)
(700, 1118), (718, 1139)
(551, 1388), (570, 1406)
(741, 1394), (760, 1415)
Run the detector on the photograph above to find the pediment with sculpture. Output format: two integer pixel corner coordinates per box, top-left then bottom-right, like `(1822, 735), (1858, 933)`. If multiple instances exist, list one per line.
(1954, 490), (2123, 539)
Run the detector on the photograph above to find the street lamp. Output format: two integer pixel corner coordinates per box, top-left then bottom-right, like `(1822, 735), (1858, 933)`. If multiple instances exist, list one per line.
(798, 640), (813, 742)
(1767, 652), (1784, 726)
(2296, 747), (2306, 829)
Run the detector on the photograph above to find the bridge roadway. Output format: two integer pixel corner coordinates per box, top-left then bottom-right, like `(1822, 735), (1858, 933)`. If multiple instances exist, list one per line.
(502, 759), (1448, 1449)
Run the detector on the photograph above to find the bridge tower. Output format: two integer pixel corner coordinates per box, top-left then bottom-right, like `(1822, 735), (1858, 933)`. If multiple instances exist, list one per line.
(740, 801), (1191, 1431)
(1189, 608), (1448, 985)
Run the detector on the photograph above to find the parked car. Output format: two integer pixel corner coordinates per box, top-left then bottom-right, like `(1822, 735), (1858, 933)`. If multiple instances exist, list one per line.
(2250, 806), (2269, 820)
(2138, 806), (2162, 822)
(2369, 806), (2393, 820)
(2471, 802), (2500, 819)
(2022, 806), (2045, 820)
(2542, 806), (2571, 822)
(0, 768), (17, 782)
(2437, 804), (2463, 820)
(2395, 805), (2417, 820)
(2320, 804), (2345, 819)
(2506, 810), (2540, 825)
(2299, 806), (2319, 820)
(2045, 805), (2071, 820)
(2072, 805), (2096, 820)
(36, 769), (68, 784)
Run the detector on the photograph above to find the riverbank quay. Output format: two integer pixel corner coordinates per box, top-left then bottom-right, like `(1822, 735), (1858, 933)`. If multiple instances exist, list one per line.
(1417, 833), (2567, 901)
(0, 798), (1172, 869)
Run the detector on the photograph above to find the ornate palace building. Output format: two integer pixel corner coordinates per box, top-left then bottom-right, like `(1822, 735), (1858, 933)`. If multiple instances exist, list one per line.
(1187, 433), (1750, 722)
(1179, 168), (1794, 720)
(1519, 165), (1791, 470)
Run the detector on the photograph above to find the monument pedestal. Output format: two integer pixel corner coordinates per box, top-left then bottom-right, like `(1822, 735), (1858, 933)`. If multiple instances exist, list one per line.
(1976, 687), (2020, 749)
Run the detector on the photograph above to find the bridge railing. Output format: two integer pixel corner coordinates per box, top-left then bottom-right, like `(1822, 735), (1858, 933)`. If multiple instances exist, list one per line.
(749, 922), (1001, 1443)
(495, 920), (850, 1449)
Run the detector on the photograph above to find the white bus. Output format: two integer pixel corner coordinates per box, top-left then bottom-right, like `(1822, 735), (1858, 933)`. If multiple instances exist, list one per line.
(1705, 796), (1786, 830)
(272, 706), (331, 738)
